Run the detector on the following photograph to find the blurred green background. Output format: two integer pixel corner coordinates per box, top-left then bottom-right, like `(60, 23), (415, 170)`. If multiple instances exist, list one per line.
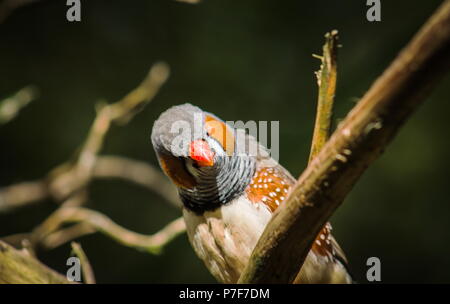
(0, 0), (449, 283)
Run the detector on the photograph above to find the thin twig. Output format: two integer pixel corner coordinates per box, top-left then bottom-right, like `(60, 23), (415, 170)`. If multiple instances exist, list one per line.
(93, 156), (180, 208)
(0, 155), (178, 213)
(0, 62), (178, 283)
(49, 63), (170, 201)
(309, 30), (339, 163)
(71, 242), (96, 284)
(0, 63), (171, 213)
(239, 0), (450, 283)
(41, 223), (96, 250)
(0, 180), (48, 212)
(0, 85), (38, 125)
(34, 207), (185, 254)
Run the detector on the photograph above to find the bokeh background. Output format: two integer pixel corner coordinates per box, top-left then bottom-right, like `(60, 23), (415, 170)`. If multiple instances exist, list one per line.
(1, 0), (449, 283)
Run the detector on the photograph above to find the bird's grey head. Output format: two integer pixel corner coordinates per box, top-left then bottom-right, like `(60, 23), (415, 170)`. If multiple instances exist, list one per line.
(151, 103), (256, 214)
(152, 104), (206, 158)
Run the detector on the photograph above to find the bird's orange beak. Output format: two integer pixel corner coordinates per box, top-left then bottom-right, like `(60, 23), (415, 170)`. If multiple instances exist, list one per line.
(189, 139), (215, 167)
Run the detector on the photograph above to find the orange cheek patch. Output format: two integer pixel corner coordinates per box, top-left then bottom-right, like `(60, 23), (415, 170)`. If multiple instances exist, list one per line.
(205, 115), (235, 156)
(158, 153), (196, 189)
(245, 166), (293, 212)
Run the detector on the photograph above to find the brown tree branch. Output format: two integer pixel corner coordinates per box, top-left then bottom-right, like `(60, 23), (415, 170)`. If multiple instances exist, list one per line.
(48, 62), (170, 201)
(0, 180), (48, 212)
(0, 240), (71, 284)
(41, 223), (96, 251)
(309, 30), (338, 162)
(0, 62), (171, 213)
(0, 85), (39, 125)
(33, 207), (185, 254)
(239, 0), (450, 284)
(93, 156), (180, 208)
(0, 63), (182, 283)
(70, 242), (95, 284)
(0, 155), (178, 213)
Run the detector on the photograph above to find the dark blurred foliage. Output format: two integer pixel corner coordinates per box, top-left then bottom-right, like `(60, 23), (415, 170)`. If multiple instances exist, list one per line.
(0, 0), (449, 283)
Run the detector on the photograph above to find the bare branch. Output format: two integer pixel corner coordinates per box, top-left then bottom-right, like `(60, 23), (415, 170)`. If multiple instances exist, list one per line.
(71, 242), (96, 284)
(49, 62), (170, 201)
(41, 223), (96, 251)
(309, 30), (338, 162)
(0, 63), (178, 283)
(0, 155), (178, 213)
(239, 0), (450, 284)
(0, 85), (39, 125)
(0, 180), (48, 212)
(109, 62), (170, 124)
(93, 156), (180, 208)
(0, 62), (171, 214)
(0, 240), (71, 284)
(33, 207), (185, 254)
